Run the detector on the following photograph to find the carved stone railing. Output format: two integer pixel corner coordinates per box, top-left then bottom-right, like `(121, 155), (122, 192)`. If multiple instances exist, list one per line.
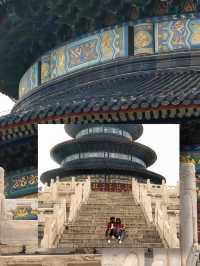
(68, 176), (91, 223)
(155, 202), (179, 248)
(132, 177), (180, 248)
(40, 199), (67, 248)
(132, 178), (153, 223)
(0, 167), (5, 218)
(40, 176), (91, 248)
(41, 177), (76, 202)
(146, 179), (179, 204)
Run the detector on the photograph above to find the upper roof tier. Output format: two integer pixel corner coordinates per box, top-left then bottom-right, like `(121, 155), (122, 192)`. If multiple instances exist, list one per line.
(64, 124), (143, 140)
(16, 13), (200, 102)
(2, 12), (200, 127)
(1, 0), (199, 99)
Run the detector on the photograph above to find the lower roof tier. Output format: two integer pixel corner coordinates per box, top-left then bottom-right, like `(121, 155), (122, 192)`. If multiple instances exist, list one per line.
(40, 158), (164, 185)
(7, 51), (200, 126)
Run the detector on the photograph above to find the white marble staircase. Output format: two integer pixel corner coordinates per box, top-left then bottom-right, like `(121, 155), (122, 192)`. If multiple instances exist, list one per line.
(58, 191), (164, 249)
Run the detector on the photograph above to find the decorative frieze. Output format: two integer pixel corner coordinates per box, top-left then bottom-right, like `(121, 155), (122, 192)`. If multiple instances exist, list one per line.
(5, 169), (38, 198)
(12, 207), (38, 220)
(39, 25), (128, 86)
(134, 23), (154, 55)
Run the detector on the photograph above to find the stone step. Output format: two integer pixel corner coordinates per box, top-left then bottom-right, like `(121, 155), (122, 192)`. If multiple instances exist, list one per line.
(89, 193), (133, 196)
(90, 192), (133, 195)
(61, 233), (161, 240)
(58, 237), (162, 243)
(84, 205), (139, 209)
(80, 207), (140, 212)
(89, 193), (133, 198)
(89, 195), (134, 198)
(76, 214), (145, 219)
(80, 211), (143, 214)
(58, 191), (164, 249)
(76, 216), (145, 221)
(78, 209), (143, 213)
(58, 240), (163, 249)
(66, 224), (155, 230)
(87, 197), (135, 201)
(78, 210), (143, 215)
(89, 194), (133, 196)
(70, 221), (148, 227)
(85, 203), (138, 207)
(66, 224), (156, 229)
(73, 220), (146, 226)
(65, 227), (159, 234)
(74, 217), (147, 224)
(87, 195), (135, 200)
(66, 226), (155, 233)
(84, 199), (138, 203)
(60, 235), (162, 241)
(60, 238), (162, 244)
(80, 205), (141, 209)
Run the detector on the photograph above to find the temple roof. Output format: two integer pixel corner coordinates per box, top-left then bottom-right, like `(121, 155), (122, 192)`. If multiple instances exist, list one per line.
(181, 122), (200, 145)
(0, 136), (37, 172)
(0, 0), (199, 98)
(64, 124), (143, 139)
(51, 139), (157, 167)
(40, 162), (165, 185)
(0, 0), (196, 99)
(0, 69), (199, 133)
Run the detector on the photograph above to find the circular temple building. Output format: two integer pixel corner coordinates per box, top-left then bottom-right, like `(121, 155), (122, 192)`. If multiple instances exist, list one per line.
(0, 1), (199, 198)
(41, 124), (164, 186)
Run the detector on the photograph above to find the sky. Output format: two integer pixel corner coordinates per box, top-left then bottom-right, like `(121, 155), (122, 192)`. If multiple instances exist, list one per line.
(38, 124), (179, 186)
(0, 93), (15, 116)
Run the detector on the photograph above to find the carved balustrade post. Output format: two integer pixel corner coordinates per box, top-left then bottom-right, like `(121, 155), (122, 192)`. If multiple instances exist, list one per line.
(180, 161), (198, 266)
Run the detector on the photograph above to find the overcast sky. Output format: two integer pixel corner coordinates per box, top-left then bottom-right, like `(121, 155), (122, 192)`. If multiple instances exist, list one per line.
(0, 93), (14, 116)
(38, 124), (179, 186)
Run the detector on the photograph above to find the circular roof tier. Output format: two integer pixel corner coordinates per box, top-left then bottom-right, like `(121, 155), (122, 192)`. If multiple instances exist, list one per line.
(64, 124), (143, 140)
(40, 163), (165, 185)
(61, 157), (146, 171)
(1, 1), (199, 99)
(10, 13), (200, 126)
(51, 139), (157, 168)
(10, 51), (200, 124)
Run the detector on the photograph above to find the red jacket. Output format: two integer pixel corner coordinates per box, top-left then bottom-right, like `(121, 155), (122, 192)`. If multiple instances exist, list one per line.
(107, 222), (115, 229)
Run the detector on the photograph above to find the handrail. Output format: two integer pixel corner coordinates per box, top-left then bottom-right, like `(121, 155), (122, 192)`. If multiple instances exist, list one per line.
(155, 202), (179, 248)
(40, 176), (91, 248)
(132, 178), (179, 248)
(68, 176), (91, 223)
(132, 178), (153, 223)
(40, 199), (66, 248)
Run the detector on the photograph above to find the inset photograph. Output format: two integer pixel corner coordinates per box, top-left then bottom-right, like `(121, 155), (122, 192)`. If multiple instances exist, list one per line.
(38, 124), (180, 252)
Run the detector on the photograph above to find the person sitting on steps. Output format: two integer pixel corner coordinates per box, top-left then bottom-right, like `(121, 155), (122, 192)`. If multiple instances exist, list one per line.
(114, 218), (126, 244)
(106, 216), (115, 244)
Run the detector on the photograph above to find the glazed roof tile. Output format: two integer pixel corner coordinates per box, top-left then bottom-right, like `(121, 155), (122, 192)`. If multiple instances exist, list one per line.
(0, 71), (200, 128)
